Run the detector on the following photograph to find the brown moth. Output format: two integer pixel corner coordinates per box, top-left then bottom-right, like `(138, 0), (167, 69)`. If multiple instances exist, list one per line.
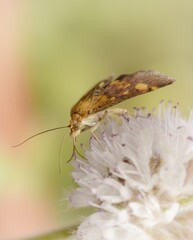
(69, 70), (175, 141)
(13, 70), (175, 151)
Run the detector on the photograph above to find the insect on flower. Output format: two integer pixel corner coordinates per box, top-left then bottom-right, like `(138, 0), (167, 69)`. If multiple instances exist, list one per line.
(13, 70), (175, 158)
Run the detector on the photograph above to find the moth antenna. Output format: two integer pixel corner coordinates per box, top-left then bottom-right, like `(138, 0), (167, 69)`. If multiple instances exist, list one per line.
(12, 125), (70, 147)
(59, 128), (69, 174)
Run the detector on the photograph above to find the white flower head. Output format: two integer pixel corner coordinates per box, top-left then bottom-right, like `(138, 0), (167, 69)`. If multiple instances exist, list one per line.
(70, 102), (193, 240)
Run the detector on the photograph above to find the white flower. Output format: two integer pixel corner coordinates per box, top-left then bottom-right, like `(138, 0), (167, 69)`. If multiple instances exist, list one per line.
(70, 102), (193, 240)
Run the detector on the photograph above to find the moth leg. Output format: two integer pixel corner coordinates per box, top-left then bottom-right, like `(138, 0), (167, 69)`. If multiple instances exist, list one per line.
(106, 108), (128, 116)
(89, 109), (128, 148)
(102, 108), (131, 123)
(67, 138), (76, 162)
(90, 125), (105, 150)
(67, 137), (86, 162)
(82, 123), (104, 150)
(81, 126), (90, 132)
(106, 107), (147, 121)
(74, 144), (86, 160)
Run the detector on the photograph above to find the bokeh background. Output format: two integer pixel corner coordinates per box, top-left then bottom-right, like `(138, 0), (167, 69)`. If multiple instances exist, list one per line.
(0, 0), (192, 239)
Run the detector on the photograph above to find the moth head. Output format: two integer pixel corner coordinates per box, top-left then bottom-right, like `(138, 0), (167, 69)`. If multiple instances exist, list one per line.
(70, 113), (82, 138)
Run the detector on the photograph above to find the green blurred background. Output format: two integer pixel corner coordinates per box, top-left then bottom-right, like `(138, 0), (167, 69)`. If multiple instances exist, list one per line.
(1, 0), (193, 238)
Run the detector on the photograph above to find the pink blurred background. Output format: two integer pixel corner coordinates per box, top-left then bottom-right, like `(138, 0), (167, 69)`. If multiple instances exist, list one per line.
(0, 1), (59, 239)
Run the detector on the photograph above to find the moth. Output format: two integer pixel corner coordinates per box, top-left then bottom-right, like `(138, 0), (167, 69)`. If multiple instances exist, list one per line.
(14, 70), (175, 153)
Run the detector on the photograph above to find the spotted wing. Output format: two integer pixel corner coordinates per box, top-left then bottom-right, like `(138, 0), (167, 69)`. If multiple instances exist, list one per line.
(71, 70), (175, 118)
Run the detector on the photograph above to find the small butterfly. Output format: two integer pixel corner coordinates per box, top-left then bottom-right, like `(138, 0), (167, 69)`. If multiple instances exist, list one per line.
(13, 70), (175, 160)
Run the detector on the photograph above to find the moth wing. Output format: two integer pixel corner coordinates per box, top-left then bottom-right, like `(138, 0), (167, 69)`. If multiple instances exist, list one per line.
(71, 70), (175, 117)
